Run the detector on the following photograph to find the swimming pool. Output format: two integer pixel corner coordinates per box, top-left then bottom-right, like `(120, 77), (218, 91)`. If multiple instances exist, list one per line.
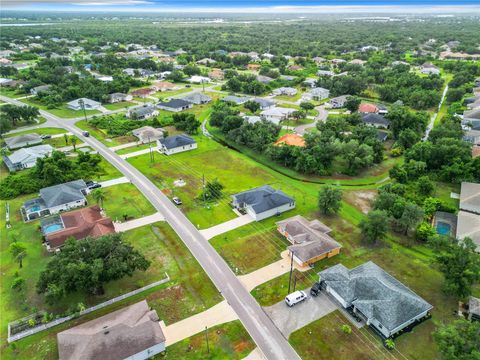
(28, 205), (41, 213)
(436, 221), (451, 235)
(43, 224), (64, 234)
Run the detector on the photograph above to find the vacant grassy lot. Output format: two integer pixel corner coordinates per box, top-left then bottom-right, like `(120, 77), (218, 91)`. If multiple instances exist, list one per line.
(166, 320), (255, 360)
(0, 219), (223, 359)
(20, 98), (100, 118)
(86, 183), (155, 221)
(102, 101), (136, 111)
(76, 120), (137, 147)
(3, 127), (67, 138)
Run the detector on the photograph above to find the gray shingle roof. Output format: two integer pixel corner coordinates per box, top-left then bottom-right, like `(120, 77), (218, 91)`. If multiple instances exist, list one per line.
(319, 262), (433, 333)
(4, 133), (42, 149)
(459, 182), (480, 213)
(129, 105), (156, 118)
(181, 93), (212, 104)
(232, 185), (294, 214)
(40, 179), (87, 208)
(57, 300), (165, 360)
(3, 144), (53, 171)
(252, 98), (276, 108)
(157, 98), (191, 109)
(222, 95), (251, 105)
(159, 134), (196, 149)
(362, 113), (390, 127)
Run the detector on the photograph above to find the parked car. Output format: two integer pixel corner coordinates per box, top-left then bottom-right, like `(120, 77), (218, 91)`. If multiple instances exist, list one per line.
(172, 197), (182, 205)
(285, 290), (307, 307)
(85, 180), (94, 187)
(310, 282), (322, 297)
(82, 131), (90, 137)
(88, 183), (102, 190)
(40, 134), (52, 140)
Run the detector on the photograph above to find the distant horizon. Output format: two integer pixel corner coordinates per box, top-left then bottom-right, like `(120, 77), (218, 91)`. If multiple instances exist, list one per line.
(2, 0), (480, 14)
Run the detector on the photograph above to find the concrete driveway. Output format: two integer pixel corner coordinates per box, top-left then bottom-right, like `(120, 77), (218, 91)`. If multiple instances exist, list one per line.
(264, 289), (337, 337)
(200, 214), (254, 240)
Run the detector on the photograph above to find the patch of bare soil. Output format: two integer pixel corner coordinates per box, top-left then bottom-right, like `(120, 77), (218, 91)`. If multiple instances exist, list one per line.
(345, 190), (377, 214)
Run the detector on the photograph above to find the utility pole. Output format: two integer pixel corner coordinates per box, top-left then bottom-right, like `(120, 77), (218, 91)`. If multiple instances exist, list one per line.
(79, 99), (87, 122)
(202, 174), (206, 205)
(288, 250), (294, 294)
(293, 273), (297, 292)
(205, 326), (210, 354)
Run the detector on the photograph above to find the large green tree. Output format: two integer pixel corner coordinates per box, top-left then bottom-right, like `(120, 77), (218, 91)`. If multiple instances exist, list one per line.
(433, 320), (480, 360)
(318, 185), (342, 215)
(37, 233), (150, 303)
(359, 210), (389, 245)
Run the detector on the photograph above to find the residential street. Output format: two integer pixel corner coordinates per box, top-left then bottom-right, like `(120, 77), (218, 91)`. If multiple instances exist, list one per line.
(0, 94), (301, 360)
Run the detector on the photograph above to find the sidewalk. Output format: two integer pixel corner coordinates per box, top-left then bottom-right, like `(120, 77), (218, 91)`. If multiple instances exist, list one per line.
(114, 212), (165, 232)
(160, 300), (238, 346)
(119, 146), (158, 159)
(110, 141), (153, 151)
(98, 176), (130, 188)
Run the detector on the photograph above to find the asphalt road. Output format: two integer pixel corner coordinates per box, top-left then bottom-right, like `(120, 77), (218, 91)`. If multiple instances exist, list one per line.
(1, 95), (301, 360)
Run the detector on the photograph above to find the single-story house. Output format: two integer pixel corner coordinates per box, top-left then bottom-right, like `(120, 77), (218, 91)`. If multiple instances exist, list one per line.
(467, 297), (480, 321)
(260, 107), (296, 125)
(274, 134), (305, 147)
(157, 134), (197, 155)
(3, 144), (53, 172)
(30, 84), (51, 95)
(132, 126), (164, 143)
(272, 87), (297, 96)
(377, 130), (389, 142)
(181, 93), (212, 105)
(157, 99), (193, 112)
(303, 87), (330, 101)
(331, 58), (346, 65)
(467, 98), (480, 110)
(277, 215), (341, 266)
(463, 129), (480, 145)
(208, 69), (225, 80)
(188, 75), (210, 84)
(362, 113), (391, 129)
(21, 179), (87, 221)
(420, 63), (440, 75)
(317, 70), (335, 77)
(349, 59), (367, 66)
(222, 95), (251, 105)
(288, 64), (304, 71)
(127, 105), (159, 120)
(252, 98), (276, 110)
(107, 92), (132, 103)
(463, 109), (480, 127)
(247, 64), (261, 71)
(67, 98), (101, 111)
(319, 261), (433, 339)
(359, 103), (379, 114)
(459, 182), (480, 214)
(256, 75), (274, 84)
(456, 182), (480, 251)
(130, 88), (156, 97)
(327, 95), (350, 109)
(57, 300), (165, 360)
(244, 115), (262, 124)
(152, 81), (177, 92)
(231, 185), (295, 221)
(196, 58), (216, 65)
(4, 133), (42, 150)
(303, 78), (317, 88)
(42, 205), (115, 251)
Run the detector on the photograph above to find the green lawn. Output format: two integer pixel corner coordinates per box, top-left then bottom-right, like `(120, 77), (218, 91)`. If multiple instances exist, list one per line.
(153, 87), (193, 99)
(1, 219), (223, 359)
(0, 88), (25, 98)
(165, 320), (255, 360)
(115, 142), (153, 155)
(76, 120), (137, 147)
(86, 183), (155, 222)
(102, 101), (136, 111)
(3, 127), (67, 138)
(20, 98), (100, 119)
(43, 135), (80, 149)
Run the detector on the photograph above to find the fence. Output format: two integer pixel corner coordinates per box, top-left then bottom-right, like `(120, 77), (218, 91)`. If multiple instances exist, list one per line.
(8, 273), (170, 343)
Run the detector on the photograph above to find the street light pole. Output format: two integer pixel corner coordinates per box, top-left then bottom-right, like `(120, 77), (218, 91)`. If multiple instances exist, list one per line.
(288, 250), (294, 294)
(205, 326), (210, 354)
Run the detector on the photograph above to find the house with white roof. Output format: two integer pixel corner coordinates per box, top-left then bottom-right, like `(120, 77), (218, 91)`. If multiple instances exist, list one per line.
(3, 144), (53, 172)
(260, 107), (296, 125)
(67, 98), (101, 111)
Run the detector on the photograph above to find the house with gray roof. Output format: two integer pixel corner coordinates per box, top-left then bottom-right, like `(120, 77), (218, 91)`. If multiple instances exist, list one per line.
(256, 75), (274, 84)
(181, 93), (212, 105)
(157, 134), (197, 155)
(4, 133), (42, 150)
(30, 84), (51, 95)
(21, 179), (87, 221)
(319, 261), (433, 339)
(362, 113), (391, 129)
(277, 215), (341, 266)
(231, 185), (295, 221)
(156, 99), (192, 112)
(462, 109), (480, 130)
(67, 98), (101, 111)
(222, 95), (251, 105)
(127, 105), (159, 120)
(303, 87), (330, 101)
(456, 182), (480, 251)
(107, 92), (132, 103)
(272, 87), (297, 96)
(327, 95), (350, 109)
(57, 300), (165, 360)
(251, 98), (276, 110)
(467, 297), (480, 321)
(3, 144), (53, 172)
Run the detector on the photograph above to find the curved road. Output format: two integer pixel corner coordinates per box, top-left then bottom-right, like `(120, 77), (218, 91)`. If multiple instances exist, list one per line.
(1, 95), (301, 360)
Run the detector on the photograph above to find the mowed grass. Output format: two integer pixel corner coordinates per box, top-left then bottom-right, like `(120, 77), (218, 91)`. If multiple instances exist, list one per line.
(115, 142), (153, 155)
(166, 320), (255, 359)
(86, 183), (155, 221)
(20, 98), (100, 119)
(1, 220), (223, 359)
(102, 101), (136, 111)
(3, 127), (67, 138)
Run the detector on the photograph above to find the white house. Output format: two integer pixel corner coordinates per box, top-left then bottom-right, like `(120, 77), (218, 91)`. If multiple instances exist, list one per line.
(107, 92), (132, 103)
(57, 301), (165, 360)
(260, 107), (296, 125)
(3, 144), (53, 172)
(156, 99), (193, 112)
(272, 87), (297, 96)
(157, 134), (197, 155)
(231, 185), (295, 221)
(127, 105), (159, 120)
(303, 87), (330, 101)
(188, 75), (210, 84)
(420, 63), (440, 75)
(319, 262), (433, 339)
(67, 98), (101, 111)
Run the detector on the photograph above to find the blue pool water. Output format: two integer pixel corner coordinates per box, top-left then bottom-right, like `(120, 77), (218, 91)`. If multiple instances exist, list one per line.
(436, 222), (451, 235)
(44, 224), (63, 234)
(29, 205), (41, 213)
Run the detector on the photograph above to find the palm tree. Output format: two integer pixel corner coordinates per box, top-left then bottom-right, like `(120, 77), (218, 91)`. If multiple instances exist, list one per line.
(63, 133), (69, 145)
(91, 189), (106, 209)
(9, 242), (27, 269)
(70, 136), (78, 151)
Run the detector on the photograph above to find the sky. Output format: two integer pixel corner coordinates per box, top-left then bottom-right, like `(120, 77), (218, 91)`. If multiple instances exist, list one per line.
(2, 0), (480, 13)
